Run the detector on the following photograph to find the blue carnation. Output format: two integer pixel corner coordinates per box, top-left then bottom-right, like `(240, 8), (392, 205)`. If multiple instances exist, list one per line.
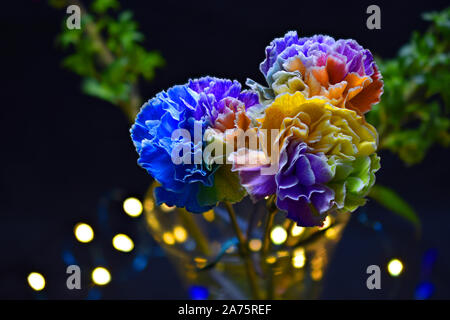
(130, 77), (259, 213)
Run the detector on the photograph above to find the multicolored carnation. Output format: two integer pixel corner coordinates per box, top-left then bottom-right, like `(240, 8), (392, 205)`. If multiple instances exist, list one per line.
(130, 76), (259, 213)
(249, 31), (383, 115)
(232, 92), (380, 226)
(131, 31), (383, 228)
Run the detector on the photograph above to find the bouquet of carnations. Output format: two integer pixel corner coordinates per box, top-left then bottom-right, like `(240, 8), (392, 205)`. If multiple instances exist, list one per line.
(130, 31), (383, 299)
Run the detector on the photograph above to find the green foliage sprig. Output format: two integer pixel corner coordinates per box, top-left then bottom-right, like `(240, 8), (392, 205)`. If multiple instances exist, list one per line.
(50, 0), (164, 121)
(368, 7), (450, 165)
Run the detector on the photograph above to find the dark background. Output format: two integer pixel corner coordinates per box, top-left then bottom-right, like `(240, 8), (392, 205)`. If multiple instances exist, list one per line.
(1, 0), (449, 299)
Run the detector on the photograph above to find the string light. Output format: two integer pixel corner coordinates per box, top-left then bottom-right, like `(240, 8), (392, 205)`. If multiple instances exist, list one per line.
(388, 258), (404, 277)
(123, 197), (143, 217)
(92, 267), (111, 285)
(74, 223), (94, 243)
(112, 234), (134, 252)
(270, 226), (287, 245)
(27, 272), (45, 291)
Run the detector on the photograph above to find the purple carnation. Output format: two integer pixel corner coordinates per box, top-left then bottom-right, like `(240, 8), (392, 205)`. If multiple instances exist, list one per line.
(275, 141), (334, 227)
(234, 140), (335, 227)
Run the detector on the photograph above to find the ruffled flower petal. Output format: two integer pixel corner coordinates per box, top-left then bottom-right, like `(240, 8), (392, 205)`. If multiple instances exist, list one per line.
(131, 77), (260, 213)
(251, 31), (383, 115)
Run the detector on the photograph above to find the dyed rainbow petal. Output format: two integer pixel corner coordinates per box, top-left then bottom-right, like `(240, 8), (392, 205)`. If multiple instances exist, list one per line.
(260, 92), (378, 159)
(131, 77), (260, 213)
(232, 91), (380, 226)
(250, 31), (383, 115)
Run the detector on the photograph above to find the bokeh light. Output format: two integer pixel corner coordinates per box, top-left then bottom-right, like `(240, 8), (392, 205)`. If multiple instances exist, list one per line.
(123, 197), (143, 217)
(27, 272), (45, 291)
(388, 258), (404, 277)
(249, 239), (262, 252)
(292, 248), (306, 268)
(92, 267), (111, 285)
(189, 285), (209, 300)
(265, 255), (277, 264)
(173, 225), (188, 243)
(162, 232), (175, 245)
(271, 226), (287, 245)
(74, 223), (94, 243)
(112, 233), (134, 252)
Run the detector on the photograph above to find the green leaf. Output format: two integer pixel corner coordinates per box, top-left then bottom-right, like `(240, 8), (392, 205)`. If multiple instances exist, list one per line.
(81, 78), (117, 103)
(91, 0), (120, 13)
(198, 165), (247, 206)
(368, 184), (421, 233)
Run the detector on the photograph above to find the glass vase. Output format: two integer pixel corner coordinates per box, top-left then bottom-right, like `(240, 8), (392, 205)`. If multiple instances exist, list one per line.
(143, 182), (349, 300)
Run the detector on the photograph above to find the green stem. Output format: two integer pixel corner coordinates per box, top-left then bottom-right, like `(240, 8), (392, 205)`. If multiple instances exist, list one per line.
(262, 196), (277, 256)
(261, 196), (277, 299)
(284, 219), (295, 245)
(223, 202), (261, 300)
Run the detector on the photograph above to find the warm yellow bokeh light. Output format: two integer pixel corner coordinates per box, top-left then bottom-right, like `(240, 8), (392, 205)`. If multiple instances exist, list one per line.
(292, 255), (306, 269)
(123, 197), (143, 217)
(388, 258), (404, 277)
(74, 223), (94, 243)
(249, 239), (262, 252)
(173, 226), (188, 243)
(27, 272), (45, 291)
(162, 232), (175, 245)
(112, 234), (134, 252)
(265, 255), (277, 264)
(291, 225), (305, 237)
(271, 226), (287, 245)
(92, 267), (111, 285)
(292, 248), (306, 268)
